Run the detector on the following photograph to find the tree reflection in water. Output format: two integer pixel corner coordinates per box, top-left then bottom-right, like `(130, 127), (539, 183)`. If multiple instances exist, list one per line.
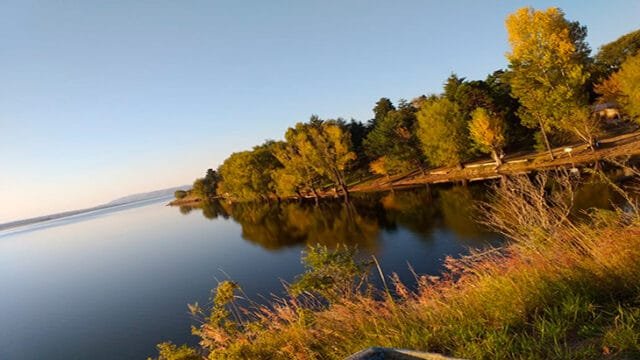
(185, 187), (496, 252)
(187, 181), (616, 251)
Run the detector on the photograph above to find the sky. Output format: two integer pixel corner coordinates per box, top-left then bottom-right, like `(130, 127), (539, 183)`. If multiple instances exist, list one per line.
(1, 0), (639, 223)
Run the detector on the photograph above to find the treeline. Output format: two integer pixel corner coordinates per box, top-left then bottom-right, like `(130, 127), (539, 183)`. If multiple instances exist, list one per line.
(187, 7), (640, 203)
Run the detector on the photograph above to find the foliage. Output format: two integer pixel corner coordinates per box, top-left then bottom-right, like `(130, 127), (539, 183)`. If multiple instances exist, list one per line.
(555, 106), (601, 148)
(191, 178), (206, 199)
(595, 52), (640, 121)
(369, 156), (411, 179)
(174, 190), (187, 199)
(150, 342), (199, 360)
(615, 52), (640, 121)
(484, 69), (533, 150)
(271, 138), (321, 199)
(288, 244), (371, 301)
(363, 100), (423, 174)
(191, 169), (220, 200)
(189, 280), (241, 356)
(370, 97), (395, 128)
(185, 6), (631, 205)
(287, 117), (357, 198)
(506, 7), (591, 151)
(217, 142), (281, 201)
(416, 97), (470, 167)
(594, 72), (623, 104)
(469, 107), (506, 164)
(343, 119), (369, 166)
(158, 171), (640, 359)
(593, 29), (640, 81)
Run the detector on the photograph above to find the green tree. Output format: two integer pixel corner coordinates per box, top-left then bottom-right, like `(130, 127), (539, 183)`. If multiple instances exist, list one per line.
(416, 97), (470, 167)
(271, 139), (322, 202)
(610, 52), (640, 120)
(289, 117), (357, 200)
(469, 107), (507, 165)
(485, 69), (533, 150)
(363, 100), (423, 176)
(344, 119), (369, 165)
(443, 73), (465, 102)
(191, 178), (206, 199)
(202, 168), (220, 198)
(217, 142), (281, 201)
(593, 29), (640, 81)
(506, 7), (592, 157)
(370, 97), (395, 128)
(174, 190), (187, 199)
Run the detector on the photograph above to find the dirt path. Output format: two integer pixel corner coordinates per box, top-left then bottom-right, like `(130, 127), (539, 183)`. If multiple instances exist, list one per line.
(351, 130), (640, 192)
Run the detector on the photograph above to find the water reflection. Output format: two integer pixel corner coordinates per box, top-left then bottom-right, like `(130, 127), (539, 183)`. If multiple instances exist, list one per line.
(182, 185), (495, 251)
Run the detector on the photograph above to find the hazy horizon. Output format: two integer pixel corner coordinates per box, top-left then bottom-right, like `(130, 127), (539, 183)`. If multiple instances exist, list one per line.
(3, 0), (639, 222)
(0, 184), (190, 225)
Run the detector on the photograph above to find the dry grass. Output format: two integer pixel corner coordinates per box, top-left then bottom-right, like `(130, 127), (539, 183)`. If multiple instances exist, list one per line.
(155, 171), (640, 360)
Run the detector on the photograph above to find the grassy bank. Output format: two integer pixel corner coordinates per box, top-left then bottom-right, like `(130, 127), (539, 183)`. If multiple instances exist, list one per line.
(154, 172), (640, 360)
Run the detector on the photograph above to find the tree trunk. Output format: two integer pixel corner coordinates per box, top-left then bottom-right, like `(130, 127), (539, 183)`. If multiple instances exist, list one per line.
(491, 149), (503, 167)
(311, 186), (320, 206)
(539, 120), (554, 160)
(340, 182), (350, 202)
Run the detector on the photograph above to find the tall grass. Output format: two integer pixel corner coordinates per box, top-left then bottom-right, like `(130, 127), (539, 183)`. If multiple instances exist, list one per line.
(153, 171), (640, 360)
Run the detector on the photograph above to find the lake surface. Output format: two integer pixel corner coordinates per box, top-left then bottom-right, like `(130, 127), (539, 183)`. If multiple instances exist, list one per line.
(1, 183), (613, 359)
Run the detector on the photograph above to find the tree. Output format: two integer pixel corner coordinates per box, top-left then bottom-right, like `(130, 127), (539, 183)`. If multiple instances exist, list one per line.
(469, 107), (507, 165)
(416, 97), (470, 167)
(363, 100), (423, 175)
(344, 119), (368, 155)
(190, 169), (220, 201)
(443, 73), (465, 102)
(174, 190), (187, 199)
(593, 29), (640, 81)
(216, 142), (281, 202)
(594, 73), (623, 104)
(370, 98), (395, 128)
(288, 117), (357, 200)
(249, 141), (281, 199)
(506, 7), (591, 157)
(485, 69), (532, 150)
(271, 139), (322, 202)
(453, 80), (495, 120)
(191, 178), (206, 199)
(558, 106), (601, 149)
(216, 151), (256, 201)
(606, 52), (640, 121)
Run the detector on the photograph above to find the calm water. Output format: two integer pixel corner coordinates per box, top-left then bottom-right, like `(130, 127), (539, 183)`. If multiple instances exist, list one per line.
(0, 183), (614, 359)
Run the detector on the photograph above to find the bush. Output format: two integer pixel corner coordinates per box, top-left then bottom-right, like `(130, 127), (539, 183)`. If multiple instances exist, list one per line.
(174, 190), (187, 199)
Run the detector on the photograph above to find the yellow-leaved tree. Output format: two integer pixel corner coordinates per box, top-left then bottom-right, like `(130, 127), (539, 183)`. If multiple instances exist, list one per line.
(506, 7), (596, 155)
(469, 107), (506, 166)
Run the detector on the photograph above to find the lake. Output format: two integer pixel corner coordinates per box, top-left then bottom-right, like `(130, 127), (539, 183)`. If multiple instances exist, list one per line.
(1, 182), (613, 359)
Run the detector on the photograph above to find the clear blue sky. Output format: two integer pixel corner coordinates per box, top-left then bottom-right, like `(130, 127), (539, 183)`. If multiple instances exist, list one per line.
(1, 0), (638, 222)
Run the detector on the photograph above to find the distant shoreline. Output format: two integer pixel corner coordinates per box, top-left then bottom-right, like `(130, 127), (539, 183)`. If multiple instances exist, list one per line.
(0, 185), (188, 232)
(0, 202), (131, 232)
